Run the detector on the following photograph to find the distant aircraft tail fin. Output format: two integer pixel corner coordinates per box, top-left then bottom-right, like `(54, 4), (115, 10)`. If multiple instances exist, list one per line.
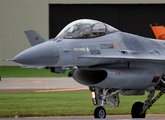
(24, 30), (45, 46)
(151, 26), (165, 40)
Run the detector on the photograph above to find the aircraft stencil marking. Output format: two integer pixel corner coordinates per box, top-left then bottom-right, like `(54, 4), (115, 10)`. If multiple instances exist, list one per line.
(100, 44), (114, 49)
(90, 50), (101, 55)
(114, 42), (119, 48)
(74, 47), (89, 52)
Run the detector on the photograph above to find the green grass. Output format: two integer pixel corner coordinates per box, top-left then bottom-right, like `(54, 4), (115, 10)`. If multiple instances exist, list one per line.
(1, 66), (165, 117)
(0, 66), (70, 78)
(0, 91), (165, 117)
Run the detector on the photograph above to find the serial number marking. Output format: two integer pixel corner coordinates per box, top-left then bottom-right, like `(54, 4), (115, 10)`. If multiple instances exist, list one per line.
(90, 50), (101, 55)
(100, 44), (114, 49)
(74, 47), (89, 52)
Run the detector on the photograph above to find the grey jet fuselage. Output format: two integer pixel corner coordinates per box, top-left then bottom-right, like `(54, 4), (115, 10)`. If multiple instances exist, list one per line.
(12, 19), (165, 118)
(13, 28), (165, 90)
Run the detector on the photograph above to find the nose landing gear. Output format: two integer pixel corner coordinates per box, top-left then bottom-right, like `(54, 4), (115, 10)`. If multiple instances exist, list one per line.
(94, 106), (106, 118)
(89, 87), (120, 119)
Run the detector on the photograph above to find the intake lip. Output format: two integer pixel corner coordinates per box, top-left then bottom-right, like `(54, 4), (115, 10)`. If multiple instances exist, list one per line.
(72, 69), (108, 86)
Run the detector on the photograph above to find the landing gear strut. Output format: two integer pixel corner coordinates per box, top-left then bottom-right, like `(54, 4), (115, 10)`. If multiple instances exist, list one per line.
(131, 87), (165, 118)
(90, 87), (120, 119)
(90, 86), (165, 119)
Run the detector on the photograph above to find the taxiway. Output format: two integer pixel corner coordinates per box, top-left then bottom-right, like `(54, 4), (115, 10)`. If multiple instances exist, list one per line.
(0, 77), (164, 120)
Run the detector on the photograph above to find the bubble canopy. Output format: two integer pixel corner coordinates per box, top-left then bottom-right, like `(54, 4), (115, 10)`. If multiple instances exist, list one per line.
(56, 19), (119, 39)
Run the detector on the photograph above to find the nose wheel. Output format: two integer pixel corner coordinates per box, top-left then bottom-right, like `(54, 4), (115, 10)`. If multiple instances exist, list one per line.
(94, 106), (106, 119)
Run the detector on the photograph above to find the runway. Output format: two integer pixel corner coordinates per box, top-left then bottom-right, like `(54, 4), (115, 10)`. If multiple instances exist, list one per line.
(0, 77), (88, 93)
(0, 77), (165, 120)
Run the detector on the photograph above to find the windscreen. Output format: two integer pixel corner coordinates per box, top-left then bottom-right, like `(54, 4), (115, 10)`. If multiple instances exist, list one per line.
(56, 19), (105, 39)
(56, 19), (119, 39)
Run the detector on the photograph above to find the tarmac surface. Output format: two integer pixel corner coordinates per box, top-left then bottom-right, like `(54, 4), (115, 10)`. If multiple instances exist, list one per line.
(0, 77), (165, 120)
(0, 77), (88, 93)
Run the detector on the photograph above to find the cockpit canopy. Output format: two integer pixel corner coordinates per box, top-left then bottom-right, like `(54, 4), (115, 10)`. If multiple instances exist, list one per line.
(56, 19), (119, 39)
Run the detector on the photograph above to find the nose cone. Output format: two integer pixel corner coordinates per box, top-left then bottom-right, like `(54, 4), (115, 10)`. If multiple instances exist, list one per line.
(13, 42), (59, 66)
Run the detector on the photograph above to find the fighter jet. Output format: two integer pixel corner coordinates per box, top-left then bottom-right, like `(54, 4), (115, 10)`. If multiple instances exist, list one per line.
(10, 19), (165, 118)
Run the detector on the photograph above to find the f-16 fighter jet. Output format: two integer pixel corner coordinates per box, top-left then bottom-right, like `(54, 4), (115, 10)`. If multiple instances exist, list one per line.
(10, 19), (165, 118)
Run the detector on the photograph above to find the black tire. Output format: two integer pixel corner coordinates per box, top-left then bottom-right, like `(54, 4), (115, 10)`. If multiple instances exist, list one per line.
(131, 102), (146, 118)
(94, 106), (106, 119)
